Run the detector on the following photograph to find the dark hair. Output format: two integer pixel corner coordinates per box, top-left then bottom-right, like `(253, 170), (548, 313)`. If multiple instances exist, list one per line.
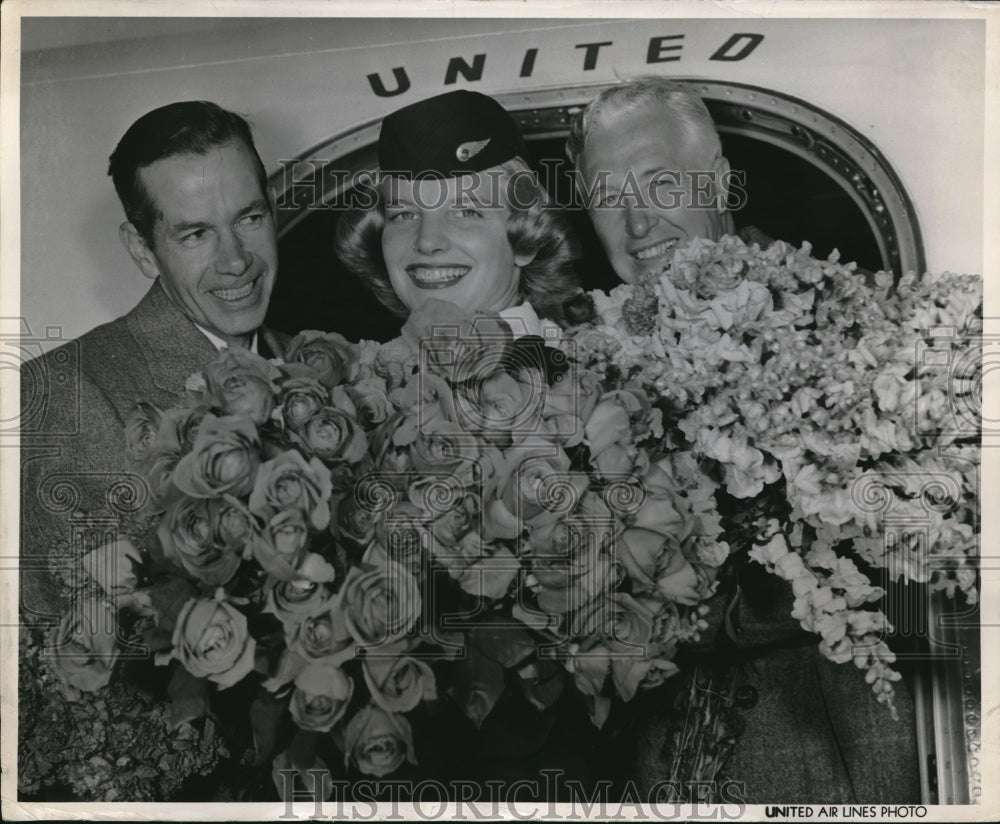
(335, 159), (585, 326)
(107, 100), (268, 245)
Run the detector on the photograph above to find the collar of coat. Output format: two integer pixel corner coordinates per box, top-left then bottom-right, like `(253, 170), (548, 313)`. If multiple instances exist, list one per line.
(124, 278), (289, 394)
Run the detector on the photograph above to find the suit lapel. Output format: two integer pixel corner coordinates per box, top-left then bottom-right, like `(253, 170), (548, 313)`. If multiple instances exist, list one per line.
(259, 326), (291, 360)
(124, 279), (218, 396)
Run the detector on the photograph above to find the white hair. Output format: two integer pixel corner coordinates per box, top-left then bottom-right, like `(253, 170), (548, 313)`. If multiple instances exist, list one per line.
(566, 76), (722, 168)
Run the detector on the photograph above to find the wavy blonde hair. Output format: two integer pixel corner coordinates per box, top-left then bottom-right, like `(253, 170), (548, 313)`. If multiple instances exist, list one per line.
(335, 159), (582, 325)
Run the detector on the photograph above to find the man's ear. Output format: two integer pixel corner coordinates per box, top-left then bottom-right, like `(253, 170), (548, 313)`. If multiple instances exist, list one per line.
(119, 222), (160, 280)
(713, 154), (732, 214)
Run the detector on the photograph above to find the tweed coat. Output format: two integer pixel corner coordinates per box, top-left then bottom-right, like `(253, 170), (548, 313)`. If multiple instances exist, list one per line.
(19, 278), (290, 623)
(630, 588), (921, 803)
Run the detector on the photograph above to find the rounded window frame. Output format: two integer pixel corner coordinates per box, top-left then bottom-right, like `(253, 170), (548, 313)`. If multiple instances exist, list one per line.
(272, 79), (924, 277)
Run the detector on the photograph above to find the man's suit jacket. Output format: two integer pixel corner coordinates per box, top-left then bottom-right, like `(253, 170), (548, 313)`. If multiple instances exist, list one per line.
(19, 278), (290, 622)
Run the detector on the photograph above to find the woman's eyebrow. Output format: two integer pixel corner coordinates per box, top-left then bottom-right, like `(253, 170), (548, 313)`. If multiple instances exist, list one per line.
(384, 195), (417, 208)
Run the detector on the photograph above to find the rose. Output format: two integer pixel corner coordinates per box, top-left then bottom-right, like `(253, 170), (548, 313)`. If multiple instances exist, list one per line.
(571, 592), (657, 651)
(339, 560), (421, 647)
(484, 441), (587, 540)
(371, 502), (428, 575)
(343, 705), (417, 777)
(374, 337), (418, 391)
(363, 655), (436, 713)
(331, 491), (378, 552)
(157, 496), (248, 585)
(428, 492), (479, 551)
(172, 597), (256, 689)
(124, 401), (162, 463)
(285, 330), (359, 388)
(584, 389), (662, 477)
(278, 377), (330, 431)
(249, 449), (333, 530)
(366, 414), (416, 486)
(419, 486), (515, 599)
(173, 414), (261, 498)
(296, 406), (368, 466)
(528, 520), (616, 615)
(153, 405), (211, 455)
(135, 405), (212, 511)
(201, 347), (281, 425)
(289, 599), (355, 665)
(254, 508), (336, 584)
(47, 600), (119, 691)
(405, 414), (481, 482)
(541, 362), (601, 447)
(139, 451), (184, 514)
(372, 410), (481, 495)
(571, 594), (676, 700)
(400, 298), (511, 382)
(389, 370), (457, 424)
(289, 663), (354, 732)
(346, 379), (393, 429)
(435, 531), (519, 600)
(453, 364), (545, 445)
(655, 550), (704, 605)
(618, 527), (705, 604)
(250, 509), (311, 581)
(327, 462), (360, 495)
(264, 577), (332, 628)
(616, 472), (693, 590)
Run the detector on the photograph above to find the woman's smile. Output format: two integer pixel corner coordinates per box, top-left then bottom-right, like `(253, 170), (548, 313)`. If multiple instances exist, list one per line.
(404, 263), (471, 288)
(381, 170), (522, 313)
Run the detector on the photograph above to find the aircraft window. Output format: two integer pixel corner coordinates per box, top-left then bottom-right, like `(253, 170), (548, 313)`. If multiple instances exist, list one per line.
(268, 81), (923, 342)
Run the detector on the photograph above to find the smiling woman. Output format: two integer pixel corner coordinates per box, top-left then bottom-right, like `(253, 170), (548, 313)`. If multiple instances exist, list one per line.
(333, 90), (583, 332)
(381, 172), (526, 313)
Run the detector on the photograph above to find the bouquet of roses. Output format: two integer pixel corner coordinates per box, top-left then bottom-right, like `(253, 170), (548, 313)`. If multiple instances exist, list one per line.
(23, 299), (734, 800)
(568, 233), (982, 713)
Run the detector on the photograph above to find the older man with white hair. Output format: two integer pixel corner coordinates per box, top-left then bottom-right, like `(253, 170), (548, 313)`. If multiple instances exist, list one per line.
(568, 76), (919, 804)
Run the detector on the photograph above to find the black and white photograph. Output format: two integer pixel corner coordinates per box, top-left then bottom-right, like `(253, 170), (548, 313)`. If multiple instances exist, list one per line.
(1, 1), (995, 820)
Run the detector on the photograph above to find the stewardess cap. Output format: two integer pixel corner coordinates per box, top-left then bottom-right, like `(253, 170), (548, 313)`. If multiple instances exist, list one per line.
(378, 90), (527, 178)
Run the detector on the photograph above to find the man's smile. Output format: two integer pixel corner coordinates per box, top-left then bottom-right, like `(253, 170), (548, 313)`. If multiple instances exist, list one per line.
(209, 276), (260, 303)
(632, 238), (678, 262)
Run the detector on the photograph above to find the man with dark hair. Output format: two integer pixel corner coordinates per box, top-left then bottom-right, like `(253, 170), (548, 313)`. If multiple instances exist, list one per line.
(20, 100), (287, 618)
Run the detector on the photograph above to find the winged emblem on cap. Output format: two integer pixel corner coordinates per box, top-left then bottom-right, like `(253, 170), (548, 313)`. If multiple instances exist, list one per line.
(456, 139), (490, 162)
